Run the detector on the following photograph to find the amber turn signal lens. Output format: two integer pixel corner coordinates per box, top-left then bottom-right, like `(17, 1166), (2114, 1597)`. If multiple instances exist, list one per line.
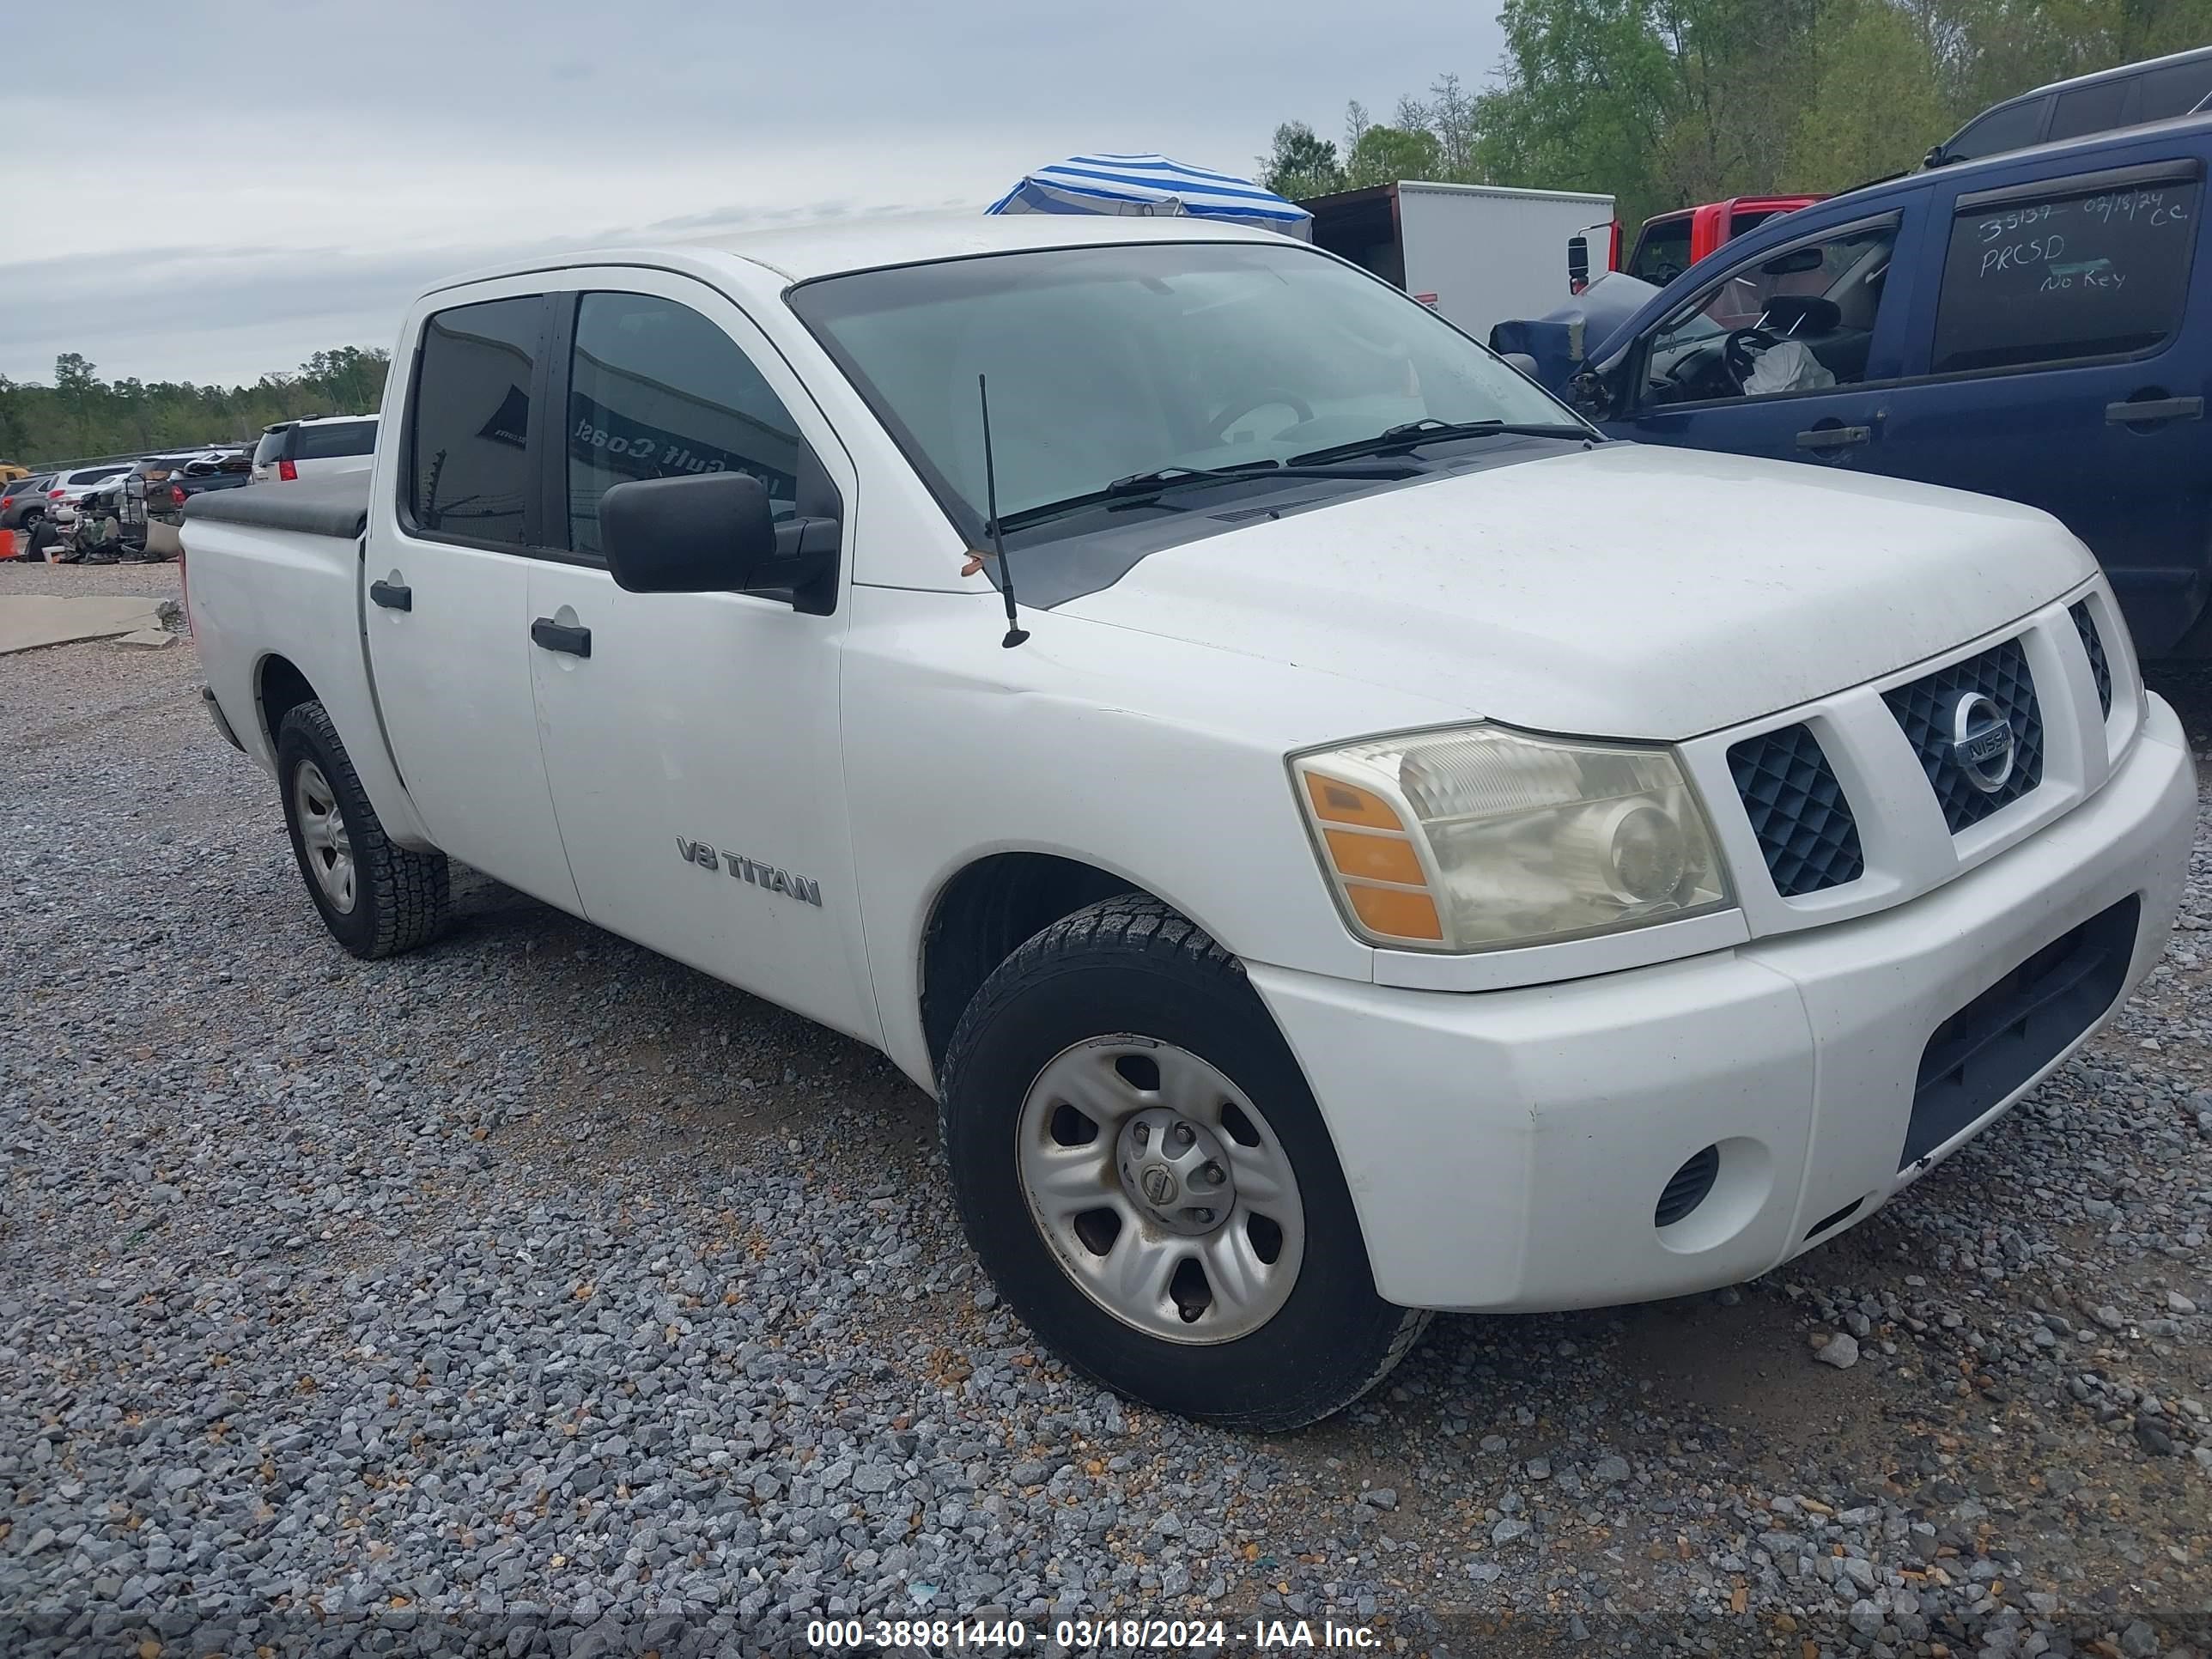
(1346, 883), (1444, 941)
(1322, 828), (1425, 884)
(1303, 773), (1404, 830)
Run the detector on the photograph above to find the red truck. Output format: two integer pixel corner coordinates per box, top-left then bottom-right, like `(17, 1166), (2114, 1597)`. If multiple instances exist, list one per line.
(1623, 195), (1826, 286)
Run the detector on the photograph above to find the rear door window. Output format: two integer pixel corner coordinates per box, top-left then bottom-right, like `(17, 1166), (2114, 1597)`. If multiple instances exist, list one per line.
(295, 420), (376, 460)
(2047, 78), (2136, 144)
(2137, 58), (2212, 123)
(405, 295), (544, 547)
(1929, 169), (2201, 373)
(1948, 97), (2049, 162)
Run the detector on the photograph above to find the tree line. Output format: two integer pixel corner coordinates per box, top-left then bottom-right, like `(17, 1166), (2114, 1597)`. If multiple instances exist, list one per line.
(0, 347), (391, 469)
(1261, 0), (2212, 236)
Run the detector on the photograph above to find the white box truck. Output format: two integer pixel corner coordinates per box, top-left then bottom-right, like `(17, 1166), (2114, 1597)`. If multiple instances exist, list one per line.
(1304, 178), (1616, 341)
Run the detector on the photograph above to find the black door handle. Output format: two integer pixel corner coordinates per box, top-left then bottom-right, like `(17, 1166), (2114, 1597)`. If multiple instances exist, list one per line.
(531, 617), (591, 658)
(2106, 394), (2203, 425)
(369, 579), (411, 611)
(1796, 424), (1871, 451)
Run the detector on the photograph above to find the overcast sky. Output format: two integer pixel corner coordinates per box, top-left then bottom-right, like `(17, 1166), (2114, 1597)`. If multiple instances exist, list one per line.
(0, 2), (1507, 388)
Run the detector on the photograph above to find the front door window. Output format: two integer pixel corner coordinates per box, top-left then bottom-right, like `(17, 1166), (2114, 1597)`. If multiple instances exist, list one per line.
(564, 291), (808, 560)
(1638, 220), (1900, 409)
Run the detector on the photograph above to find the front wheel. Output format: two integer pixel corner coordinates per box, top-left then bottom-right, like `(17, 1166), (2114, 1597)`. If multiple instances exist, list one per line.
(275, 701), (449, 959)
(939, 896), (1426, 1431)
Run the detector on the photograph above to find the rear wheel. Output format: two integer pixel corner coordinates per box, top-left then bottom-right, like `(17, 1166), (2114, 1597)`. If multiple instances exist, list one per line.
(276, 701), (448, 959)
(940, 896), (1426, 1430)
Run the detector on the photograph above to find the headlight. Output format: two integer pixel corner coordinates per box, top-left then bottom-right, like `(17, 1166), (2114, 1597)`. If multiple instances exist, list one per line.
(1292, 725), (1733, 953)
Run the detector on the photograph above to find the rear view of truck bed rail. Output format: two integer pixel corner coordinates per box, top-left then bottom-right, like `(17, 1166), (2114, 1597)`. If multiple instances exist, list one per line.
(183, 471), (368, 540)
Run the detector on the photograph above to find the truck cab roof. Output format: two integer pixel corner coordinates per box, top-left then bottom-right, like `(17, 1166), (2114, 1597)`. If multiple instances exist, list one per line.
(430, 210), (1286, 295)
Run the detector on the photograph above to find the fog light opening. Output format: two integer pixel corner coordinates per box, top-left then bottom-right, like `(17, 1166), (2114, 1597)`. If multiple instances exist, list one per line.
(1655, 1144), (1721, 1230)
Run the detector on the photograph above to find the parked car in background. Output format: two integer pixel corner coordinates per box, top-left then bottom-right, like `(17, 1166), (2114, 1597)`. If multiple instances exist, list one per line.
(121, 450), (231, 489)
(1926, 46), (2212, 167)
(45, 463), (137, 505)
(122, 451), (252, 559)
(252, 415), (380, 483)
(180, 213), (2192, 1428)
(1518, 111), (2212, 659)
(1625, 195), (1827, 286)
(0, 463), (29, 483)
(0, 474), (56, 532)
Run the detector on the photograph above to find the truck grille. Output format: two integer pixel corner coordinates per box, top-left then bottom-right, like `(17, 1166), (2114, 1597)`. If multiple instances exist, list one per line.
(1882, 637), (2043, 833)
(2070, 602), (2112, 719)
(1727, 724), (1864, 896)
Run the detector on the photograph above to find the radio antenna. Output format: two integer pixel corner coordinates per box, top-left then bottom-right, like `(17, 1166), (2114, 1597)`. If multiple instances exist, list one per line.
(977, 374), (1030, 648)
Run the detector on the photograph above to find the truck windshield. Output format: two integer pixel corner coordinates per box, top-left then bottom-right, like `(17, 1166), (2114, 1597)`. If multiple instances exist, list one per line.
(1630, 217), (1694, 284)
(788, 241), (1581, 544)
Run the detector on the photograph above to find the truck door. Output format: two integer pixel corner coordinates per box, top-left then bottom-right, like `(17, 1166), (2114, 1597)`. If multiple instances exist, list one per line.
(364, 288), (582, 915)
(1864, 155), (2209, 655)
(520, 274), (878, 1045)
(1610, 206), (1923, 478)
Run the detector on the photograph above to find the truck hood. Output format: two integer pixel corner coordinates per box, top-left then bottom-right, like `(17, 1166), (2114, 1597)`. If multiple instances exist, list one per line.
(1055, 443), (2096, 740)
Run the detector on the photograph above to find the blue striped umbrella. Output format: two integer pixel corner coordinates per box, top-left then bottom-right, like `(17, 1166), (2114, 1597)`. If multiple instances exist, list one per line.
(987, 153), (1312, 240)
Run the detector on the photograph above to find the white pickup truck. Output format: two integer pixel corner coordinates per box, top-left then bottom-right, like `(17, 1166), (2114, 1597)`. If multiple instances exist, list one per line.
(182, 215), (2197, 1430)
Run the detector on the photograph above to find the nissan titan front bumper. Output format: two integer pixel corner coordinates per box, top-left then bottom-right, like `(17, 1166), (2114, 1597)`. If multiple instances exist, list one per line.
(1253, 678), (2195, 1314)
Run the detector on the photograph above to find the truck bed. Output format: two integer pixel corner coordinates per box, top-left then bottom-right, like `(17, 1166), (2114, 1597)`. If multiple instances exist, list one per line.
(181, 467), (434, 851)
(183, 471), (368, 540)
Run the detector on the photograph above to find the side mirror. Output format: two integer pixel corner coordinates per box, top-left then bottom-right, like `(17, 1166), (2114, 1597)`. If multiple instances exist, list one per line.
(1499, 351), (1541, 380)
(1923, 145), (1947, 169)
(599, 471), (837, 607)
(1567, 368), (1614, 422)
(1566, 235), (1591, 291)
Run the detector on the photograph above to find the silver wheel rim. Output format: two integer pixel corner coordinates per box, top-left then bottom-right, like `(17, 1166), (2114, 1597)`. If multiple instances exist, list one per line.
(292, 759), (356, 915)
(1015, 1036), (1305, 1345)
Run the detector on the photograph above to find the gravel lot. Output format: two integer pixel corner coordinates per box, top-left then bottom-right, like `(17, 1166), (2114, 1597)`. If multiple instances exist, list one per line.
(3, 561), (2209, 1659)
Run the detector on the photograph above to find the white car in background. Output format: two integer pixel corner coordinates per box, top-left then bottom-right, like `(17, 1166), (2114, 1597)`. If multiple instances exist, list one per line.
(44, 463), (137, 505)
(251, 415), (380, 484)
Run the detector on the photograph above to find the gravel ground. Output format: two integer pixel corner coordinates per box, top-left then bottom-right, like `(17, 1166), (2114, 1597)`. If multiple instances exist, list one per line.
(3, 562), (2209, 1659)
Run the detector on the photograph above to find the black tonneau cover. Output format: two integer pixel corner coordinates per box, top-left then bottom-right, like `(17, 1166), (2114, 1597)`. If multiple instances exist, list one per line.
(182, 471), (368, 540)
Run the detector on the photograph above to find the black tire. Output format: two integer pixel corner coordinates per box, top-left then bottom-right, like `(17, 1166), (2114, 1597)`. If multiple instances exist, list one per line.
(939, 895), (1427, 1431)
(275, 701), (449, 959)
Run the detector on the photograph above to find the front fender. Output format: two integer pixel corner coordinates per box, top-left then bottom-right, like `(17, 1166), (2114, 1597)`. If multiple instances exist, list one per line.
(837, 586), (1474, 1087)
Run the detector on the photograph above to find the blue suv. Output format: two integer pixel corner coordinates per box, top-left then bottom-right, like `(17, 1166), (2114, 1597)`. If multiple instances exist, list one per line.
(1557, 112), (2212, 657)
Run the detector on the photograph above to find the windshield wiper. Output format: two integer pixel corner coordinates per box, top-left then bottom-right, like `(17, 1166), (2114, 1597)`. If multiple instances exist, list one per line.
(1104, 462), (1287, 495)
(996, 459), (1412, 533)
(1290, 417), (1595, 466)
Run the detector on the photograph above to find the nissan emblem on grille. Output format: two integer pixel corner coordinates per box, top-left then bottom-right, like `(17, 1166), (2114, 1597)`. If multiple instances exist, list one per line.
(1947, 691), (2017, 794)
(1881, 636), (2043, 832)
